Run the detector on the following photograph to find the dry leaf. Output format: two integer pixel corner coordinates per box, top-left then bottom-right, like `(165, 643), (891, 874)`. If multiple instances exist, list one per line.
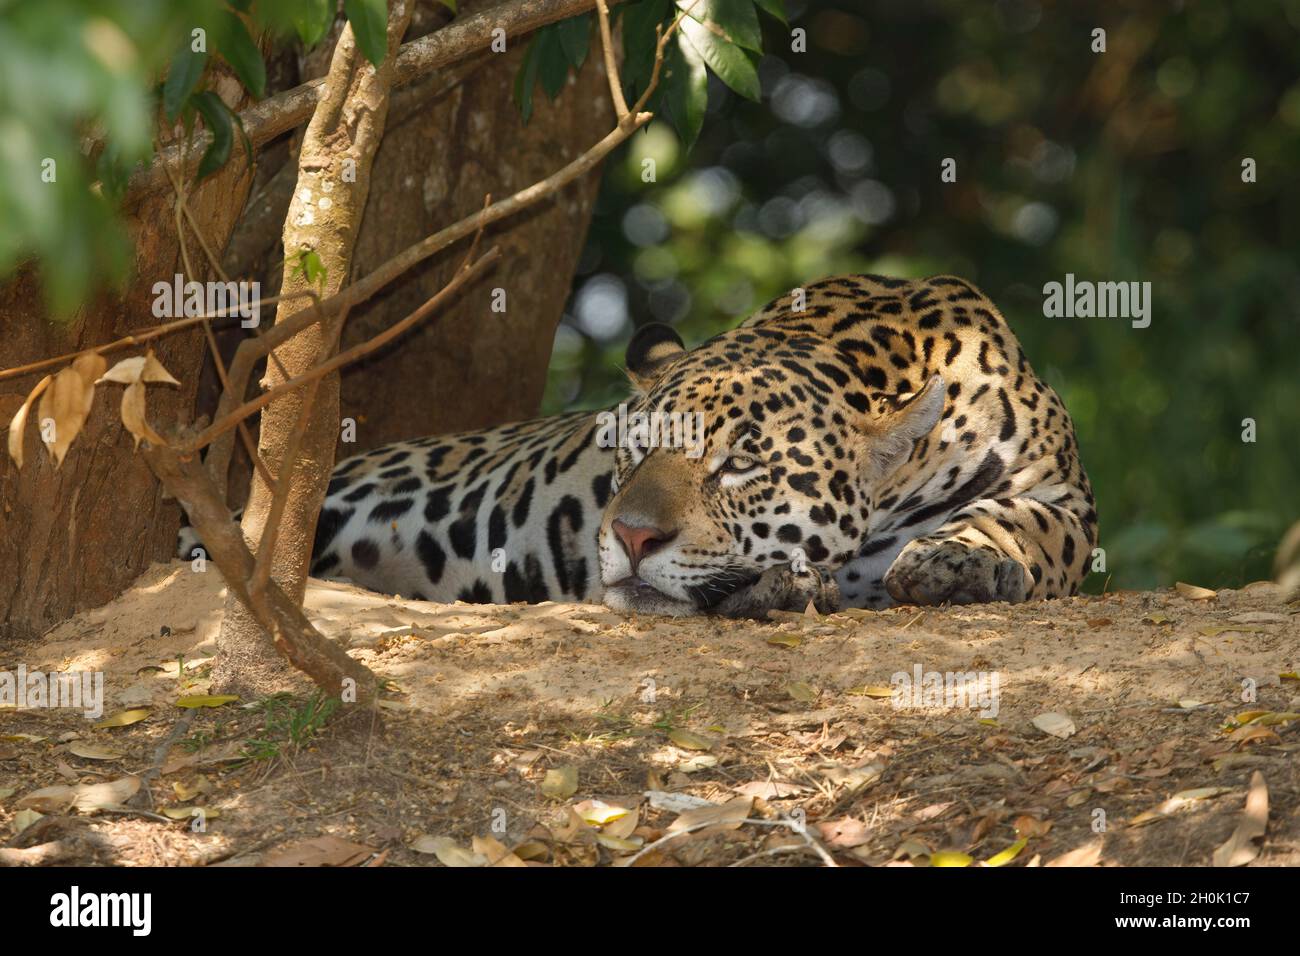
(573, 800), (631, 826)
(1199, 625), (1265, 637)
(644, 790), (715, 814)
(36, 354), (106, 467)
(17, 775), (139, 813)
(984, 837), (1028, 867)
(66, 741), (125, 761)
(262, 835), (376, 867)
(176, 695), (239, 709)
(666, 795), (752, 834)
(786, 681), (818, 702)
(1013, 814), (1052, 838)
(99, 353), (181, 386)
(667, 729), (715, 751)
(1032, 711), (1077, 739)
(817, 817), (872, 849)
(540, 765), (578, 799)
(472, 835), (527, 867)
(15, 786), (75, 813)
(595, 833), (643, 852)
(847, 685), (894, 698)
(1045, 841), (1103, 867)
(820, 761), (884, 790)
(893, 839), (932, 861)
(94, 708), (152, 729)
(162, 805), (221, 821)
(99, 352), (179, 449)
(1212, 772), (1268, 867)
(13, 809), (44, 833)
(415, 836), (488, 867)
(120, 381), (167, 448)
(1175, 581), (1217, 600)
(1129, 786), (1232, 826)
(1229, 725), (1280, 747)
(766, 633), (801, 648)
(7, 374), (52, 468)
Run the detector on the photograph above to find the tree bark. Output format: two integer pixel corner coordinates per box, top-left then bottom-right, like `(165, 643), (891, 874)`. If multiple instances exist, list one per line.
(211, 2), (414, 696)
(0, 75), (255, 644)
(339, 3), (611, 448)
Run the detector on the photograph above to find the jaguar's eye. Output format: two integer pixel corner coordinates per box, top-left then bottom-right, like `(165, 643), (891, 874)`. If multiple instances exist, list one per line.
(723, 455), (758, 473)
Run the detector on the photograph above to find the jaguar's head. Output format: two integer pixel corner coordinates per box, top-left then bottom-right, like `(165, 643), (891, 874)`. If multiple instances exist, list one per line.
(598, 322), (945, 615)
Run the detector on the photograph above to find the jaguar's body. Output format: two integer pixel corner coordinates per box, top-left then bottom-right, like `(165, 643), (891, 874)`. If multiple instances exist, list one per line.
(188, 274), (1097, 615)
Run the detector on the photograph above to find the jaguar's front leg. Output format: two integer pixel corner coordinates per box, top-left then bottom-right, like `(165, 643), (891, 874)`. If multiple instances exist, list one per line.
(883, 493), (1095, 606)
(713, 563), (842, 618)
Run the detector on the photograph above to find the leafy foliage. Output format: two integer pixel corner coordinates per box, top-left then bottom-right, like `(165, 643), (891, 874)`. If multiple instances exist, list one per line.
(0, 0), (388, 316)
(516, 0), (783, 146)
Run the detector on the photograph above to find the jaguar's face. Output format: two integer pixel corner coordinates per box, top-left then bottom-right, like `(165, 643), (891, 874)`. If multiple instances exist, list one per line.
(597, 324), (944, 616)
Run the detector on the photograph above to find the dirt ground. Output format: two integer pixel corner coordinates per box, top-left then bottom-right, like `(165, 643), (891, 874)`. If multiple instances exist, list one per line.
(2, 561), (1297, 867)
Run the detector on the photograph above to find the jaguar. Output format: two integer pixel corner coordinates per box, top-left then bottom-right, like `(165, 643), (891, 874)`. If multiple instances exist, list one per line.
(181, 274), (1098, 616)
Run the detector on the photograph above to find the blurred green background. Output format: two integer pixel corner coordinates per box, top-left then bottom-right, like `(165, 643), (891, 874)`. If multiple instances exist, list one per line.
(547, 0), (1300, 592)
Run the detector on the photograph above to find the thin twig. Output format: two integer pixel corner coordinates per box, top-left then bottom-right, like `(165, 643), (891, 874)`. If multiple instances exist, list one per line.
(0, 291), (319, 384)
(594, 0), (629, 120)
(161, 152), (275, 490)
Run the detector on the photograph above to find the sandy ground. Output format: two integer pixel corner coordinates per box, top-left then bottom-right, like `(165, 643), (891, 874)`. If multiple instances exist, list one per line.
(1, 561), (1297, 867)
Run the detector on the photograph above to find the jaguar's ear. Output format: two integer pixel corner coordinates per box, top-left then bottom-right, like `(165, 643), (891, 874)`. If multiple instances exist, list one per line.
(625, 323), (687, 392)
(863, 373), (945, 479)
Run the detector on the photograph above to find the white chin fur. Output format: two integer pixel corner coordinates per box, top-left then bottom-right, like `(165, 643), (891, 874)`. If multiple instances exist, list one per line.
(602, 584), (697, 617)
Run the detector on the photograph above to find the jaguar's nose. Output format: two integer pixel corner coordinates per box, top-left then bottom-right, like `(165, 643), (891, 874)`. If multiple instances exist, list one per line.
(611, 519), (677, 572)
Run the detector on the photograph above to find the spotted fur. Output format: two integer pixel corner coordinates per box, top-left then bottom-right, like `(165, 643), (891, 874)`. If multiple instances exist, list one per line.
(182, 275), (1097, 616)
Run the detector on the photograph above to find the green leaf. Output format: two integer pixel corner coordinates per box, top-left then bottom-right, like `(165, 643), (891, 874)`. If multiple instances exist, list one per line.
(513, 37), (541, 123)
(344, 0), (389, 67)
(621, 0), (672, 101)
(215, 11), (266, 98)
(664, 33), (707, 149)
(676, 0), (762, 53)
(556, 13), (591, 70)
(162, 44), (207, 121)
(291, 0), (335, 49)
(537, 26), (571, 100)
(678, 14), (759, 100)
(191, 91), (233, 182)
(752, 0), (787, 24)
(435, 0), (457, 10)
(294, 249), (327, 286)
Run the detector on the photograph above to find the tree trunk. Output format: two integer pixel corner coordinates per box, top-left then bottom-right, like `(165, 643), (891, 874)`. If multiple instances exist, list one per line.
(0, 76), (255, 644)
(338, 2), (611, 449)
(211, 2), (414, 697)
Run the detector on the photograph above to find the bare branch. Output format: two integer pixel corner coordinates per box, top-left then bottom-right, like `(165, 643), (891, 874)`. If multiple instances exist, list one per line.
(594, 0), (629, 120)
(0, 291), (320, 385)
(140, 439), (379, 704)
